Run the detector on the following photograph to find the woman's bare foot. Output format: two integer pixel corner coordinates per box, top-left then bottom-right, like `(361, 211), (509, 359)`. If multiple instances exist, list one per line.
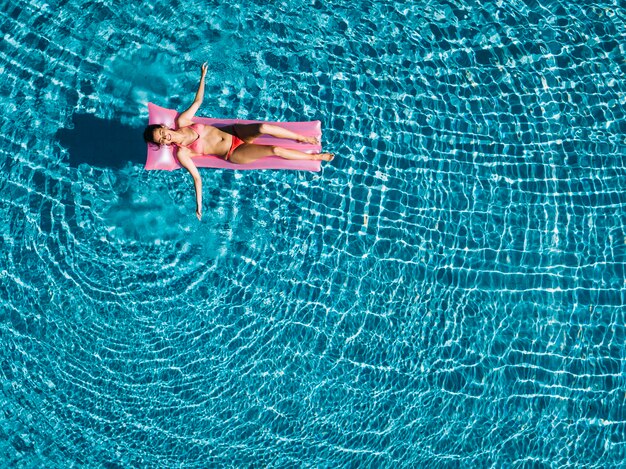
(316, 152), (334, 161)
(298, 136), (320, 145)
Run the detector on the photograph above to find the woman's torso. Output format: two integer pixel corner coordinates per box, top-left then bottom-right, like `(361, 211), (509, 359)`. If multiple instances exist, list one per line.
(180, 123), (231, 157)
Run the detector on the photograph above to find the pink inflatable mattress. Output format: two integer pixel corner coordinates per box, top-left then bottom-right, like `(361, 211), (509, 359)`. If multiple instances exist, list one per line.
(145, 103), (322, 171)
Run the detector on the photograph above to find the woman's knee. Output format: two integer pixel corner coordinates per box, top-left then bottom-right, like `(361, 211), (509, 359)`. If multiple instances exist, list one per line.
(258, 123), (275, 135)
(271, 146), (286, 156)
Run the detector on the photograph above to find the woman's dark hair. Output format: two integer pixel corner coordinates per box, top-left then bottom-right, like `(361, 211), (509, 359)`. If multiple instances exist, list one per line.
(143, 124), (162, 145)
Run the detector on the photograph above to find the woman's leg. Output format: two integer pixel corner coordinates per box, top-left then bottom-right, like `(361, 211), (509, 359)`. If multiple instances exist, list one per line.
(229, 143), (333, 165)
(233, 123), (319, 144)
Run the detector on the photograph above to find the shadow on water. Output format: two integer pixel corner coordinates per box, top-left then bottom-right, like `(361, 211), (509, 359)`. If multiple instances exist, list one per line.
(57, 113), (145, 169)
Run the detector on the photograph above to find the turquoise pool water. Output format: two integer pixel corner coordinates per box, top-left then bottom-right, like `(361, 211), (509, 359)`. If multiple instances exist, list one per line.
(1, 0), (625, 466)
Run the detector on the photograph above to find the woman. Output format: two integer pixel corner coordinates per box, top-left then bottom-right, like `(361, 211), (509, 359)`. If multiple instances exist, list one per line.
(144, 63), (334, 220)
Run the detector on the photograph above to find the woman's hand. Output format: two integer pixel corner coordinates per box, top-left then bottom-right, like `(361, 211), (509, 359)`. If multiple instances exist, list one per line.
(196, 207), (202, 221)
(201, 62), (208, 77)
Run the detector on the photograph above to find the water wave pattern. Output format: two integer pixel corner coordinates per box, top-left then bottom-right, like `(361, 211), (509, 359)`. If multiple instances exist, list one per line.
(1, 0), (625, 466)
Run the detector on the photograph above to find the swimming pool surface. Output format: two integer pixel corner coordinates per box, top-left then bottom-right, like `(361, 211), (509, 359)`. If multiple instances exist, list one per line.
(1, 0), (625, 466)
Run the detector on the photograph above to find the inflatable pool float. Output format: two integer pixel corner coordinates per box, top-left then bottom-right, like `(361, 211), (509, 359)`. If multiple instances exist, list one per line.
(145, 103), (322, 171)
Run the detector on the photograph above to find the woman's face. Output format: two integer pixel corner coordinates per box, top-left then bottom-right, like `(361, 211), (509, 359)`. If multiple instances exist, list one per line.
(153, 125), (173, 145)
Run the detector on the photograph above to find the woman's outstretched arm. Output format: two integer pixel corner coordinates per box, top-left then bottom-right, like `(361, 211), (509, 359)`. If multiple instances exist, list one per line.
(176, 149), (203, 220)
(177, 63), (208, 126)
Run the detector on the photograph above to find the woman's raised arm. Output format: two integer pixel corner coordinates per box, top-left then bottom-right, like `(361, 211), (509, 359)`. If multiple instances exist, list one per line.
(177, 63), (208, 127)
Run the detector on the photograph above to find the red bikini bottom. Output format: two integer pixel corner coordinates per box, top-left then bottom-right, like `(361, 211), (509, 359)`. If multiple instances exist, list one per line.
(226, 134), (245, 160)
